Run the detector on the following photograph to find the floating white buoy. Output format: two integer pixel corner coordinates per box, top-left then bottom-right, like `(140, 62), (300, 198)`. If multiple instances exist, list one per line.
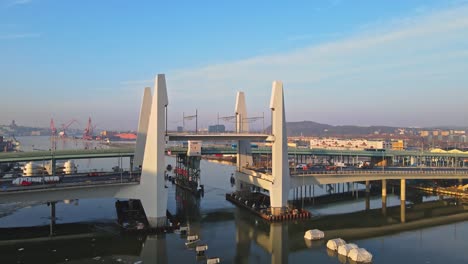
(326, 238), (346, 251)
(186, 235), (200, 246)
(207, 257), (221, 264)
(337, 243), (358, 256)
(348, 248), (373, 263)
(304, 229), (325, 240)
(196, 244), (208, 256)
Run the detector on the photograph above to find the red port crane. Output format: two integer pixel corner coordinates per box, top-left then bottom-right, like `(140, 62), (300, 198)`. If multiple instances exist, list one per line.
(59, 119), (78, 138)
(83, 117), (93, 140)
(50, 118), (57, 136)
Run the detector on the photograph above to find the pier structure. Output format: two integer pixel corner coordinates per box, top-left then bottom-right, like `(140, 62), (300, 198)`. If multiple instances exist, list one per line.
(118, 74), (169, 228)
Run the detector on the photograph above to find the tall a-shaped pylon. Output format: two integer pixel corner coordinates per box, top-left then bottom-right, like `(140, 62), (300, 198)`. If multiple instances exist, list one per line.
(133, 87), (152, 169)
(121, 74), (169, 228)
(235, 92), (253, 171)
(269, 81), (290, 215)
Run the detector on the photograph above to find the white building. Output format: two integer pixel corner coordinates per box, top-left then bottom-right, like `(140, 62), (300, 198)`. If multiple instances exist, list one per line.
(309, 138), (389, 150)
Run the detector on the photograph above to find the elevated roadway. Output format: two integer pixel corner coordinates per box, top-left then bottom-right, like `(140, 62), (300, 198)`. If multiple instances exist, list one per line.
(0, 175), (139, 204)
(235, 167), (468, 190)
(0, 148), (134, 163)
(166, 132), (270, 142)
(2, 146), (468, 164)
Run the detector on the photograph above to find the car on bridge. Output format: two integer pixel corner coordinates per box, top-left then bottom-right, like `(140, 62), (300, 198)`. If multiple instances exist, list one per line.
(295, 164), (308, 170)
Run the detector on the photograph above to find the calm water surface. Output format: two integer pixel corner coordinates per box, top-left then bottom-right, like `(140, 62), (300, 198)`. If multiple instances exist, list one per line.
(1, 137), (468, 263)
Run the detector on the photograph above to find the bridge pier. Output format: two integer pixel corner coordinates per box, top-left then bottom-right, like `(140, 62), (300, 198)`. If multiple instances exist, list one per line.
(269, 81), (290, 216)
(133, 87), (152, 170)
(401, 179), (406, 223)
(51, 158), (56, 176)
(235, 92), (253, 171)
(234, 91), (255, 195)
(365, 180), (370, 211)
(382, 179), (387, 216)
(120, 74), (169, 228)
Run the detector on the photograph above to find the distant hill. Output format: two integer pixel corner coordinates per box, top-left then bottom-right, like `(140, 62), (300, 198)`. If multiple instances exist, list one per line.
(266, 121), (409, 137)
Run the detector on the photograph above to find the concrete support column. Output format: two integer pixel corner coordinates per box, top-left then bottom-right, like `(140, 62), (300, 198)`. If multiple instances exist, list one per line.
(269, 81), (290, 216)
(382, 179), (387, 216)
(365, 180), (370, 211)
(236, 92), (253, 171)
(51, 158), (56, 176)
(135, 74), (169, 228)
(312, 185), (315, 204)
(401, 179), (406, 223)
(134, 87), (152, 169)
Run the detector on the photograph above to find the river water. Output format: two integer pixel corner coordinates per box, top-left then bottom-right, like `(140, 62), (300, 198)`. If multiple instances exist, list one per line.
(1, 136), (468, 263)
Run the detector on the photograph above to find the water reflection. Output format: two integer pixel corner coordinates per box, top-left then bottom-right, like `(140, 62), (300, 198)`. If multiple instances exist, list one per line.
(0, 193), (467, 263)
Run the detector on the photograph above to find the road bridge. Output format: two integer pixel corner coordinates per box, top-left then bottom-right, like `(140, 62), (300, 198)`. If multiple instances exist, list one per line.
(1, 74), (467, 228)
(2, 146), (467, 165)
(0, 148), (134, 163)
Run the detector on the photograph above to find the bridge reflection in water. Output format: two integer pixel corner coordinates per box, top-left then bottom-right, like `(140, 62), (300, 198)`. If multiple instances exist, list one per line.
(0, 185), (467, 263)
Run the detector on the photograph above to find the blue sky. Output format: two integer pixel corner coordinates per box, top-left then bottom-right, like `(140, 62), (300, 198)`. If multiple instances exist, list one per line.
(1, 0), (468, 131)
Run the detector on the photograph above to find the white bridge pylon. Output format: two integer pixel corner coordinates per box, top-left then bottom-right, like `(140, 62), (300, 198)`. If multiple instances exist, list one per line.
(121, 74), (291, 227)
(234, 81), (291, 216)
(117, 74), (168, 228)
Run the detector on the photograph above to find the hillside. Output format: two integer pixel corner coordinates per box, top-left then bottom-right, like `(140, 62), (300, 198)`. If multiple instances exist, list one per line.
(267, 121), (409, 137)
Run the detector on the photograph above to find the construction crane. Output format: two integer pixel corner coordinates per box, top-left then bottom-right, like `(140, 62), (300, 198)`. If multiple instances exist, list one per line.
(50, 118), (57, 137)
(59, 119), (78, 138)
(83, 117), (94, 140)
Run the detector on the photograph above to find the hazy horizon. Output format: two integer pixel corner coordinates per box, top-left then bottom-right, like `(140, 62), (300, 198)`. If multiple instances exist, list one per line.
(2, 119), (466, 133)
(1, 1), (468, 130)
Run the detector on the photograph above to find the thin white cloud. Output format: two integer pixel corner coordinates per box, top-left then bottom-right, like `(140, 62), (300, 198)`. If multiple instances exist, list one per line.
(0, 33), (40, 39)
(9, 0), (32, 6)
(168, 5), (468, 87)
(161, 4), (468, 126)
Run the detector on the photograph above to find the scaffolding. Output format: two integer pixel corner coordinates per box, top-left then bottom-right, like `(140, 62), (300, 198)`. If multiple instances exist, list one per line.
(175, 153), (201, 195)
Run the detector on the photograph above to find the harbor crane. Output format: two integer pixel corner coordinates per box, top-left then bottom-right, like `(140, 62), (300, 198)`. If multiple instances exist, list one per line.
(59, 119), (78, 138)
(50, 118), (57, 137)
(83, 117), (94, 140)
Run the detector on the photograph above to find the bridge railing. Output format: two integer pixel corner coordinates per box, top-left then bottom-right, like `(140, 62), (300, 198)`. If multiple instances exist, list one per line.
(167, 131), (269, 135)
(291, 169), (468, 176)
(1, 173), (141, 193)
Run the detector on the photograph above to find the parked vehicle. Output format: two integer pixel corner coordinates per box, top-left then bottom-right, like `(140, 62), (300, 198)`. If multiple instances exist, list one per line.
(357, 161), (373, 169)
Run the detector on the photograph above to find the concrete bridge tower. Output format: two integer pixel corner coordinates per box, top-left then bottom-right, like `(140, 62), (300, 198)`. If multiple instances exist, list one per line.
(269, 81), (290, 215)
(121, 74), (168, 228)
(235, 91), (253, 171)
(235, 91), (254, 192)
